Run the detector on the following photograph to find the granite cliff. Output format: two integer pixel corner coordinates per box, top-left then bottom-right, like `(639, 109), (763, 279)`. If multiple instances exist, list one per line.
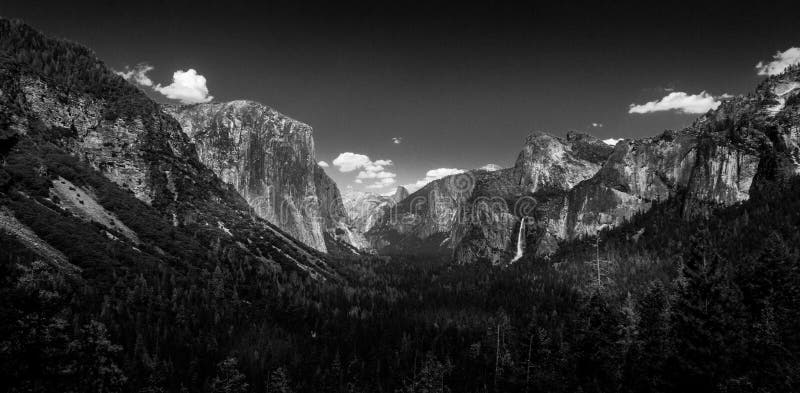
(0, 19), (336, 280)
(166, 101), (353, 253)
(343, 186), (408, 234)
(314, 165), (371, 253)
(366, 134), (612, 262)
(367, 66), (800, 263)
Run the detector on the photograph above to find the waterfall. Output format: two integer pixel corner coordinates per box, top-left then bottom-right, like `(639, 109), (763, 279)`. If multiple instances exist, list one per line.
(510, 217), (526, 263)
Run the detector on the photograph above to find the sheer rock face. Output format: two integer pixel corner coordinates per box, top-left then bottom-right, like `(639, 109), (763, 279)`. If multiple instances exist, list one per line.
(167, 101), (341, 252)
(366, 167), (519, 260)
(314, 166), (370, 251)
(564, 131), (760, 240)
(365, 133), (614, 263)
(448, 168), (522, 264)
(343, 186), (409, 249)
(514, 132), (613, 194)
(393, 186), (410, 203)
(6, 74), (335, 279)
(314, 165), (347, 230)
(0, 18), (336, 280)
(564, 68), (800, 243)
(532, 70), (798, 257)
(367, 66), (800, 263)
(452, 133), (614, 264)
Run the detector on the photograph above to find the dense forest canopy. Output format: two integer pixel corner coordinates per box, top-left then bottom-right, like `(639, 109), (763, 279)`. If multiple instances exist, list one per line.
(3, 163), (800, 393)
(1, 17), (800, 393)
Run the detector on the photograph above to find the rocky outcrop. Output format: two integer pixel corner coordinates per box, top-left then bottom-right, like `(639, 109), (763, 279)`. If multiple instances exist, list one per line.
(514, 132), (613, 194)
(0, 19), (336, 280)
(0, 207), (77, 275)
(315, 166), (370, 252)
(564, 130), (761, 239)
(451, 133), (613, 263)
(50, 176), (141, 244)
(344, 186), (409, 236)
(166, 101), (336, 251)
(365, 133), (614, 263)
(365, 168), (516, 260)
(367, 66), (800, 264)
(532, 70), (798, 260)
(561, 68), (800, 243)
(165, 101), (371, 254)
(314, 165), (348, 230)
(393, 186), (410, 202)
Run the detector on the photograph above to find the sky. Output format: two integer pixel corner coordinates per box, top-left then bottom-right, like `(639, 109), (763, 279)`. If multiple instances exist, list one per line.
(3, 1), (800, 193)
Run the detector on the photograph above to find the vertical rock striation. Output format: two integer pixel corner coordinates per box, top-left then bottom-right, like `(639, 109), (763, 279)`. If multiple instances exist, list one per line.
(167, 101), (352, 253)
(367, 66), (800, 263)
(0, 18), (336, 279)
(315, 165), (371, 252)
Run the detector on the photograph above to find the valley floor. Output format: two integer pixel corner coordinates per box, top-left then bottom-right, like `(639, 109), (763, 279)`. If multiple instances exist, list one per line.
(3, 178), (800, 393)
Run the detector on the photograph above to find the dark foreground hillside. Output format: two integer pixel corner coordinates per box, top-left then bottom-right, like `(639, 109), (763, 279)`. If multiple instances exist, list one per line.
(3, 158), (800, 393)
(2, 18), (800, 393)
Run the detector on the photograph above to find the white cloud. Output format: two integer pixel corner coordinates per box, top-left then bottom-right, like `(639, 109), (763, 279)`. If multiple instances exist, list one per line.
(154, 69), (213, 104)
(356, 170), (395, 179)
(628, 91), (722, 114)
(364, 160), (392, 173)
(115, 63), (154, 87)
(591, 122), (603, 128)
(317, 161), (329, 168)
(332, 153), (372, 172)
(603, 138), (622, 146)
(404, 168), (465, 192)
(392, 137), (403, 144)
(332, 152), (396, 189)
(756, 47), (800, 76)
(366, 178), (396, 189)
(115, 64), (214, 104)
(479, 164), (502, 172)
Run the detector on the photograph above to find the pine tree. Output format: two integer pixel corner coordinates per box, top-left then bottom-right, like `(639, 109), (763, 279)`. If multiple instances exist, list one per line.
(210, 357), (248, 393)
(670, 229), (747, 391)
(627, 280), (670, 392)
(268, 367), (293, 393)
(398, 354), (452, 393)
(323, 352), (343, 393)
(73, 320), (127, 393)
(575, 294), (621, 392)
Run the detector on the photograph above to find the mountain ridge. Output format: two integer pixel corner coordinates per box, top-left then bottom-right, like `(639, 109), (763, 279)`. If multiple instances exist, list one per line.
(0, 18), (337, 280)
(365, 67), (800, 263)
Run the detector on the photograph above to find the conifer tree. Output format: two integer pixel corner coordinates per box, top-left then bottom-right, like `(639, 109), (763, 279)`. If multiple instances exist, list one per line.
(670, 229), (746, 391)
(210, 357), (248, 393)
(268, 367), (293, 393)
